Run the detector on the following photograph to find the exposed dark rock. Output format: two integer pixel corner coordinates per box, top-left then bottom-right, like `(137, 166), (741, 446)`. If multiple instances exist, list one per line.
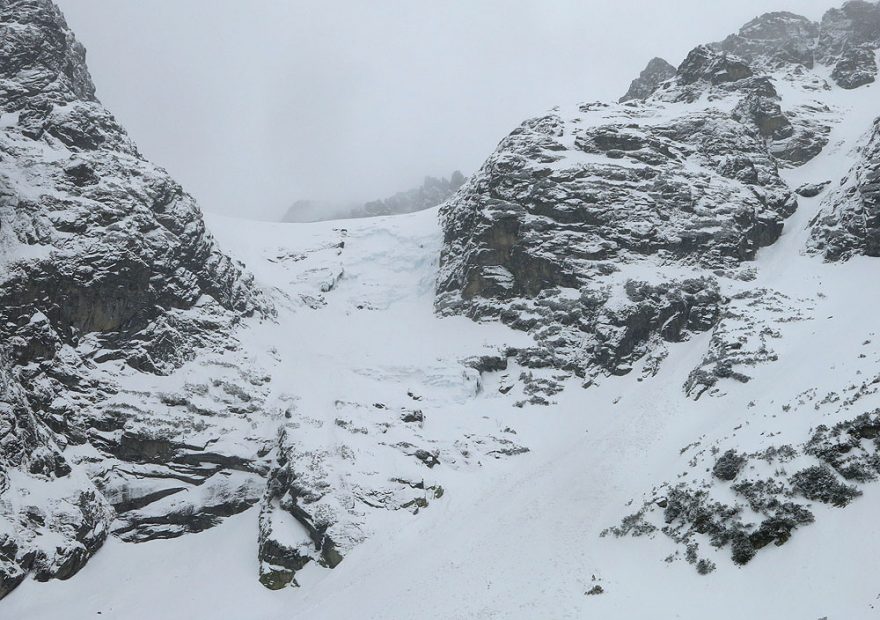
(748, 505), (814, 550)
(790, 465), (862, 507)
(619, 57), (676, 102)
(732, 93), (793, 141)
(811, 118), (880, 259)
(0, 0), (268, 596)
(257, 432), (344, 588)
(717, 12), (819, 70)
(437, 93), (792, 379)
(465, 353), (511, 374)
(113, 477), (262, 542)
(400, 410), (424, 425)
(63, 160), (99, 186)
(414, 449), (440, 468)
(769, 115), (831, 167)
(796, 181), (831, 197)
(806, 412), (880, 481)
(609, 406), (880, 571)
(831, 45), (878, 89)
(712, 449), (747, 481)
(677, 46), (753, 86)
(817, 1), (880, 62)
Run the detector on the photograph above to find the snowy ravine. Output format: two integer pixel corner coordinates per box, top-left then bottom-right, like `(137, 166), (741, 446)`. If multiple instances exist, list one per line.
(5, 0), (880, 619)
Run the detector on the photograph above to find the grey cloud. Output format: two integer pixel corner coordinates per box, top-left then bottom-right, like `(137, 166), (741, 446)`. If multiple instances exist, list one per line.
(55, 0), (833, 220)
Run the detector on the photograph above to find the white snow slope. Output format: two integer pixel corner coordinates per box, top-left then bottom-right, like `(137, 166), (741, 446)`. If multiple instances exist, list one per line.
(7, 66), (880, 620)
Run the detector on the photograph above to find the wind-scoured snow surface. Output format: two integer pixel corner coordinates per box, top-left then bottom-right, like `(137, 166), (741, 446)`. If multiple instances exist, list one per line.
(6, 1), (880, 619)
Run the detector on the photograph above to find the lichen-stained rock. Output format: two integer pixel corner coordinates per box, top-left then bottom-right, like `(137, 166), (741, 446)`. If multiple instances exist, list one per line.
(810, 118), (880, 259)
(619, 57), (676, 103)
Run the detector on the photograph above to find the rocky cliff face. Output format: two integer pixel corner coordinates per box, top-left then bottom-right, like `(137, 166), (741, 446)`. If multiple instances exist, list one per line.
(436, 0), (880, 568)
(619, 58), (677, 103)
(717, 11), (819, 70)
(437, 2), (880, 388)
(810, 118), (880, 258)
(0, 0), (267, 596)
(436, 46), (800, 386)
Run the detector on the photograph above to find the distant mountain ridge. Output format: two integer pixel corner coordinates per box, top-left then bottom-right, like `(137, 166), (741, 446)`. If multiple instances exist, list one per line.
(281, 171), (466, 223)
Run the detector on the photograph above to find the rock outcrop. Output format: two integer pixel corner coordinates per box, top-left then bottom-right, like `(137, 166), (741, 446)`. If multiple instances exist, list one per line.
(0, 0), (267, 595)
(810, 118), (880, 259)
(830, 45), (878, 89)
(437, 2), (880, 387)
(435, 2), (880, 575)
(619, 58), (676, 103)
(437, 44), (799, 384)
(717, 12), (819, 70)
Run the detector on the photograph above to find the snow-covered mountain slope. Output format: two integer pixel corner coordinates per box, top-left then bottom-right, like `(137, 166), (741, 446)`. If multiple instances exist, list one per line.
(0, 0), (526, 598)
(7, 203), (880, 620)
(3, 207), (550, 616)
(6, 1), (880, 619)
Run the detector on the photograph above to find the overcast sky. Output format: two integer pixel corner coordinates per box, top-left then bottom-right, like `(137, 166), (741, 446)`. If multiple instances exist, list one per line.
(55, 1), (833, 220)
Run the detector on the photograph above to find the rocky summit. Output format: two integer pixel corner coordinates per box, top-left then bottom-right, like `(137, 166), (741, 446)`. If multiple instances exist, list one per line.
(4, 1), (880, 619)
